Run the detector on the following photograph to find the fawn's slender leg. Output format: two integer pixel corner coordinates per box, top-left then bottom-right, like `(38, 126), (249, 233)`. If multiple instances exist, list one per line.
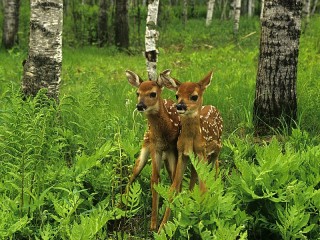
(127, 146), (150, 188)
(197, 153), (208, 193)
(209, 153), (220, 179)
(121, 146), (149, 208)
(189, 164), (198, 190)
(215, 158), (219, 178)
(163, 151), (178, 182)
(159, 154), (188, 232)
(150, 150), (162, 231)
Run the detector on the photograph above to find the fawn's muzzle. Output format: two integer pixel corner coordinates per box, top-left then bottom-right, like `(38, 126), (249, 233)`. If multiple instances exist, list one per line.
(136, 102), (147, 112)
(176, 102), (187, 112)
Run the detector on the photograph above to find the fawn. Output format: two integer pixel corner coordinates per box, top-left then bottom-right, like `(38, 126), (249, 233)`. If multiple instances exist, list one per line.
(158, 69), (223, 231)
(125, 70), (181, 231)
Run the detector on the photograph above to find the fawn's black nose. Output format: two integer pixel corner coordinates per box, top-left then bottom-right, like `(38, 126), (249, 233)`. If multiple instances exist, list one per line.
(136, 102), (147, 112)
(176, 102), (187, 112)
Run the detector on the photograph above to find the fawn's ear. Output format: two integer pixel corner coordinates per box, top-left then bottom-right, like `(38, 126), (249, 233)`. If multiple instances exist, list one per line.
(198, 71), (213, 90)
(126, 70), (143, 88)
(159, 69), (181, 91)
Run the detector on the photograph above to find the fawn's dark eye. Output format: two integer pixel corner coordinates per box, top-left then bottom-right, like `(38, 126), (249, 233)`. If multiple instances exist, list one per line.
(150, 92), (157, 98)
(136, 92), (139, 97)
(190, 95), (198, 101)
(175, 94), (179, 100)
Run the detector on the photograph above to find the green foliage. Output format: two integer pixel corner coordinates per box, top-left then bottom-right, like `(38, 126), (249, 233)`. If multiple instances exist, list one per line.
(0, 197), (29, 238)
(0, 12), (320, 239)
(64, 3), (100, 47)
(227, 136), (320, 239)
(0, 84), (143, 238)
(155, 156), (248, 239)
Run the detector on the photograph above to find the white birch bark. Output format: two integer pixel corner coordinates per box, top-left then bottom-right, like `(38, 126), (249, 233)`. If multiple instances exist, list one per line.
(260, 0), (265, 20)
(248, 0), (253, 17)
(229, 1), (234, 19)
(254, 0), (302, 135)
(183, 0), (188, 25)
(220, 0), (228, 20)
(206, 0), (216, 26)
(22, 0), (63, 100)
(145, 0), (159, 81)
(303, 0), (311, 30)
(311, 0), (318, 15)
(233, 0), (241, 37)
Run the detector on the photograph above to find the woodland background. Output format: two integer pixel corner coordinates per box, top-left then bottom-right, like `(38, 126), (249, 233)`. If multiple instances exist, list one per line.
(0, 0), (320, 239)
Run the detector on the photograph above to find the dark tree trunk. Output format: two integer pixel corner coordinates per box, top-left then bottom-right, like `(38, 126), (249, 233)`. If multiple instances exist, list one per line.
(253, 0), (303, 136)
(2, 0), (20, 49)
(114, 0), (129, 50)
(98, 0), (108, 47)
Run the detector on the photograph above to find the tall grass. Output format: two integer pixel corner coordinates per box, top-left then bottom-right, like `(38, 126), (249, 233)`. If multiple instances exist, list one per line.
(0, 16), (319, 239)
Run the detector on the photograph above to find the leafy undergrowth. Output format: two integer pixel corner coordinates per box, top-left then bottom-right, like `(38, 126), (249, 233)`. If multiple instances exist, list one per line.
(0, 16), (320, 240)
(0, 88), (319, 239)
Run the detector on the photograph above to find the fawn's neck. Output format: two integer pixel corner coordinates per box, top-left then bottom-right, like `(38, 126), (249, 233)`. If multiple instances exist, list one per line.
(180, 111), (201, 138)
(146, 98), (171, 134)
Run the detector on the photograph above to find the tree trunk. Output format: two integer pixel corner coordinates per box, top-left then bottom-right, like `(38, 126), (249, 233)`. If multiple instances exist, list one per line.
(253, 0), (302, 136)
(260, 0), (265, 19)
(302, 0), (311, 31)
(311, 0), (318, 15)
(220, 0), (228, 20)
(206, 0), (216, 26)
(115, 0), (129, 49)
(98, 0), (108, 47)
(190, 0), (195, 18)
(2, 0), (20, 49)
(183, 0), (188, 26)
(233, 0), (241, 38)
(229, 0), (234, 19)
(145, 0), (159, 81)
(248, 0), (254, 17)
(22, 0), (63, 101)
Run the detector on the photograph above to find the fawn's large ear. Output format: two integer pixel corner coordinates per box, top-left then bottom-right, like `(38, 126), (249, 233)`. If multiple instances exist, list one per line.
(126, 70), (143, 88)
(159, 69), (181, 91)
(198, 70), (213, 90)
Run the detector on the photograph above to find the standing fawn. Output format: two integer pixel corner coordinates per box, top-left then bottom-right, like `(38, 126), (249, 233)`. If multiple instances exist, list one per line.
(158, 69), (223, 231)
(125, 70), (181, 231)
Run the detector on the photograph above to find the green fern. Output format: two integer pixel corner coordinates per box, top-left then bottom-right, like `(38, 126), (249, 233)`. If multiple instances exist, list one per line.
(121, 182), (142, 217)
(156, 155), (248, 239)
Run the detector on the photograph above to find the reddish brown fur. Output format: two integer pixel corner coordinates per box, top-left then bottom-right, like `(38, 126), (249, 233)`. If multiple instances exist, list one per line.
(125, 70), (180, 231)
(158, 70), (223, 232)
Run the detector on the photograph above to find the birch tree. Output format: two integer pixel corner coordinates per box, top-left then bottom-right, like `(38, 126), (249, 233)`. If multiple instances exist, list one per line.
(260, 0), (265, 19)
(311, 0), (318, 15)
(302, 0), (311, 31)
(183, 0), (188, 26)
(248, 0), (254, 17)
(145, 0), (159, 81)
(233, 0), (241, 37)
(206, 0), (216, 26)
(2, 0), (20, 49)
(253, 0), (303, 136)
(22, 0), (63, 101)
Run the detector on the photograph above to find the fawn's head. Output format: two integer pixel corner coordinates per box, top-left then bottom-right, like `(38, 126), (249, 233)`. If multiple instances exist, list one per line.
(160, 70), (213, 116)
(126, 70), (164, 114)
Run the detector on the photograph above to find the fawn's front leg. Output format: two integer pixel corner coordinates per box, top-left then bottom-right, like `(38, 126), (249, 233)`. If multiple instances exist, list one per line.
(126, 144), (150, 193)
(158, 153), (188, 232)
(163, 150), (178, 182)
(150, 150), (162, 231)
(197, 152), (208, 193)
